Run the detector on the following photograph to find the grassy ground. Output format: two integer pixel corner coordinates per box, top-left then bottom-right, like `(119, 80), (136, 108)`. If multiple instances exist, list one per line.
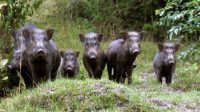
(0, 0), (200, 111)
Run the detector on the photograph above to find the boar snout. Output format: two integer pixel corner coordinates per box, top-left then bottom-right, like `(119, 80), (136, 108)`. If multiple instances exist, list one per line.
(65, 67), (73, 71)
(36, 49), (46, 57)
(169, 60), (175, 66)
(133, 49), (140, 55)
(88, 49), (98, 59)
(64, 65), (73, 70)
(90, 54), (96, 59)
(64, 62), (74, 71)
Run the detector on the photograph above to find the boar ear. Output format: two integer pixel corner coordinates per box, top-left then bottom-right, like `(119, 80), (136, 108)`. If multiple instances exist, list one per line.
(79, 34), (85, 43)
(174, 44), (180, 52)
(22, 29), (30, 39)
(46, 28), (54, 40)
(121, 32), (129, 40)
(60, 51), (64, 57)
(157, 43), (164, 52)
(97, 33), (103, 42)
(76, 51), (80, 57)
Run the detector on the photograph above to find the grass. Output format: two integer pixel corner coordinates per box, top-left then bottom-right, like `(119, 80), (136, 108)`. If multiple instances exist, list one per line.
(0, 0), (200, 111)
(0, 79), (158, 112)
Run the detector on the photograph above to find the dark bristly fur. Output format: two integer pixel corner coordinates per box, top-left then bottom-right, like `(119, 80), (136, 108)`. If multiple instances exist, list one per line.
(153, 43), (180, 84)
(79, 32), (106, 79)
(60, 49), (80, 78)
(106, 31), (143, 84)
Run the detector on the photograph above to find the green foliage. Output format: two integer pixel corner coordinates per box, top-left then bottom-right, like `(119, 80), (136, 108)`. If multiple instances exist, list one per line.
(54, 0), (127, 37)
(0, 58), (9, 96)
(54, 0), (165, 38)
(0, 0), (42, 29)
(0, 58), (9, 83)
(178, 43), (200, 62)
(156, 0), (200, 62)
(156, 0), (200, 40)
(0, 79), (157, 111)
(1, 77), (200, 111)
(173, 62), (200, 91)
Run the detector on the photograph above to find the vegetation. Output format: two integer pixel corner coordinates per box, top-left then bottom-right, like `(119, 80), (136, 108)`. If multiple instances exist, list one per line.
(0, 79), (156, 111)
(54, 0), (166, 38)
(0, 78), (200, 112)
(0, 0), (199, 111)
(156, 0), (200, 62)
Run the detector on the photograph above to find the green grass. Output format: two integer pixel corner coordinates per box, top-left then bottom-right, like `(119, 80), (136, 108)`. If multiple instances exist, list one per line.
(0, 78), (199, 111)
(0, 0), (200, 111)
(0, 79), (158, 112)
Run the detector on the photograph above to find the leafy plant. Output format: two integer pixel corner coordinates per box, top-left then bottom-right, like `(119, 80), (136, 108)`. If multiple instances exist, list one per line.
(54, 0), (166, 38)
(156, 0), (200, 62)
(0, 59), (8, 81)
(178, 43), (200, 63)
(0, 58), (9, 97)
(156, 0), (200, 40)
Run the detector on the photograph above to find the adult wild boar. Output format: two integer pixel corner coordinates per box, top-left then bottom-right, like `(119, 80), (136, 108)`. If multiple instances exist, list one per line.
(60, 49), (80, 78)
(8, 23), (37, 70)
(22, 28), (61, 86)
(153, 43), (180, 84)
(7, 23), (37, 87)
(79, 32), (106, 79)
(106, 31), (143, 84)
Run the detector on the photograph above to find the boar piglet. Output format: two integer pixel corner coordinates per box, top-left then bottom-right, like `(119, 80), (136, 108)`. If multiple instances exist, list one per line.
(153, 43), (180, 84)
(79, 32), (106, 79)
(60, 49), (80, 78)
(22, 28), (61, 86)
(106, 31), (143, 84)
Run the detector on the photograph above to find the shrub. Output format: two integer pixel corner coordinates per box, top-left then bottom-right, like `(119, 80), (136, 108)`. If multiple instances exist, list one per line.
(156, 0), (200, 62)
(54, 0), (166, 38)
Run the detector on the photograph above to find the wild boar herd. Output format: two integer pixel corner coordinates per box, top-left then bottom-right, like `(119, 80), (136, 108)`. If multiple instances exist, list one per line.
(7, 23), (180, 88)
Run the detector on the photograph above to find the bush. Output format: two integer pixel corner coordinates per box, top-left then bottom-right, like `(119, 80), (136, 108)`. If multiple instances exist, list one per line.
(156, 0), (200, 40)
(156, 0), (200, 62)
(54, 0), (166, 38)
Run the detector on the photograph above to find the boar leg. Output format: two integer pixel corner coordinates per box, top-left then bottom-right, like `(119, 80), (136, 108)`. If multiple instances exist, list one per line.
(127, 66), (133, 84)
(51, 71), (57, 81)
(166, 74), (172, 84)
(83, 58), (93, 78)
(120, 72), (126, 83)
(116, 63), (124, 83)
(155, 68), (162, 84)
(107, 63), (113, 80)
(21, 70), (33, 88)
